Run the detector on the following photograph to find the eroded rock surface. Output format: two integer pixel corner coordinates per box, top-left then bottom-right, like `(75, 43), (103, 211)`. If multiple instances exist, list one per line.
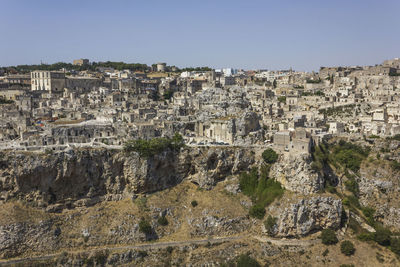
(270, 153), (324, 195)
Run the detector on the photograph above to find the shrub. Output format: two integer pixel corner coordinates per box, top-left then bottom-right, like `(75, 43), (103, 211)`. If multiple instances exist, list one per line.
(340, 240), (355, 256)
(357, 232), (375, 242)
(239, 168), (259, 197)
(157, 216), (168, 226)
(249, 204), (265, 219)
(344, 179), (359, 196)
(277, 96), (286, 103)
(390, 160), (400, 171)
(191, 200), (198, 207)
(264, 215), (278, 235)
(374, 227), (391, 246)
(239, 167), (284, 218)
(322, 248), (329, 256)
(320, 229), (338, 245)
(361, 206), (375, 226)
(390, 237), (400, 256)
(256, 178), (284, 208)
(376, 252), (385, 263)
(123, 133), (184, 158)
(235, 253), (260, 267)
(166, 246), (173, 254)
(139, 218), (152, 234)
(137, 250), (148, 257)
(330, 141), (369, 173)
(262, 148), (279, 164)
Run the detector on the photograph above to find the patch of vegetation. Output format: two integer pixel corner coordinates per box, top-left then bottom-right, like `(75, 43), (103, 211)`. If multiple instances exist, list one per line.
(322, 248), (329, 257)
(340, 240), (355, 256)
(306, 78), (321, 83)
(123, 133), (184, 158)
(344, 178), (359, 196)
(374, 226), (391, 246)
(138, 218), (152, 234)
(137, 250), (148, 258)
(301, 90), (325, 96)
(262, 148), (278, 164)
(180, 66), (212, 72)
(235, 253), (261, 267)
(264, 215), (278, 235)
(135, 197), (149, 212)
(388, 134), (400, 141)
(163, 90), (174, 100)
(249, 204), (266, 219)
(166, 246), (173, 254)
(368, 135), (380, 139)
(376, 252), (385, 263)
(319, 104), (356, 117)
(357, 232), (375, 242)
(330, 140), (370, 173)
(320, 229), (338, 245)
(191, 200), (198, 207)
(390, 237), (400, 256)
(239, 158), (284, 220)
(239, 168), (284, 220)
(361, 206), (375, 226)
(5, 61), (149, 73)
(390, 160), (400, 171)
(0, 97), (13, 104)
(277, 96), (286, 103)
(157, 216), (168, 226)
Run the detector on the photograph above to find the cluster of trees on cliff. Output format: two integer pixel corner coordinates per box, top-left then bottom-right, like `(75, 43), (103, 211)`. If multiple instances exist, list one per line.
(1, 62), (213, 74)
(2, 61), (149, 73)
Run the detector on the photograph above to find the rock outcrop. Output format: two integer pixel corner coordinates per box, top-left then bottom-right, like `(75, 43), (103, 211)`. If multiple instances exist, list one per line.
(358, 165), (400, 230)
(0, 147), (255, 208)
(268, 196), (343, 237)
(270, 153), (324, 195)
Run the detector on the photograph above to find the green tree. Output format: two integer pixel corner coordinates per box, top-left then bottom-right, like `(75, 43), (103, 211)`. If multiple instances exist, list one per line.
(191, 200), (198, 207)
(390, 238), (400, 256)
(340, 240), (355, 256)
(262, 148), (279, 164)
(236, 253), (261, 267)
(139, 218), (152, 234)
(264, 215), (277, 235)
(249, 204), (265, 219)
(320, 229), (338, 245)
(374, 227), (391, 246)
(157, 216), (168, 226)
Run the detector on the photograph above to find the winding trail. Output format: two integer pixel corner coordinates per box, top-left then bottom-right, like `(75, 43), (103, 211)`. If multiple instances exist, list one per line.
(0, 235), (320, 266)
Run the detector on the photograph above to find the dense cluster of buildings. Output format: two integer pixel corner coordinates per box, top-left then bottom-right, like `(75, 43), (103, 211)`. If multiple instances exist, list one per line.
(1, 58), (400, 154)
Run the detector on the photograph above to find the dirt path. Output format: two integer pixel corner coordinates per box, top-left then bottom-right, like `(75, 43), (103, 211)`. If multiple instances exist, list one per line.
(0, 236), (243, 266)
(0, 235), (321, 266)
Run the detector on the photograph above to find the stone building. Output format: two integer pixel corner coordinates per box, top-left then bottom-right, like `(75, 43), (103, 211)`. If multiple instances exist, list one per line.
(73, 59), (89, 66)
(273, 128), (312, 153)
(31, 71), (66, 92)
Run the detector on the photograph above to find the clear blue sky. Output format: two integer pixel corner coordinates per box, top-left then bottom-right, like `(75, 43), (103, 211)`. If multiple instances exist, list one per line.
(1, 0), (399, 71)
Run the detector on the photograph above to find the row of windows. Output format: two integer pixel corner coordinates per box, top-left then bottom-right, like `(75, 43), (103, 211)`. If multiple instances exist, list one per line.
(32, 72), (50, 79)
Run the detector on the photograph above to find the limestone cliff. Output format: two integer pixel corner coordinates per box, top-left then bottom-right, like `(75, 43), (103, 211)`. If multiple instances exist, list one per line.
(270, 153), (324, 195)
(0, 147), (255, 209)
(267, 195), (343, 237)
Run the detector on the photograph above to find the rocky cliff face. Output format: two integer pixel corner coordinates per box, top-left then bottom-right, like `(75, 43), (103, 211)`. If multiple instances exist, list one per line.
(270, 153), (324, 195)
(0, 147), (255, 209)
(358, 162), (400, 231)
(267, 195), (343, 237)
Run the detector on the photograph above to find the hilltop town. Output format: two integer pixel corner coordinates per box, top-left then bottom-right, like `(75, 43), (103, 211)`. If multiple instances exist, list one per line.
(1, 59), (400, 266)
(1, 58), (400, 152)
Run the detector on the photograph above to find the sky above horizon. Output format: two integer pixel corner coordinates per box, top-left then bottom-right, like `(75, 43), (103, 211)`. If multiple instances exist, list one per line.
(0, 0), (399, 71)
